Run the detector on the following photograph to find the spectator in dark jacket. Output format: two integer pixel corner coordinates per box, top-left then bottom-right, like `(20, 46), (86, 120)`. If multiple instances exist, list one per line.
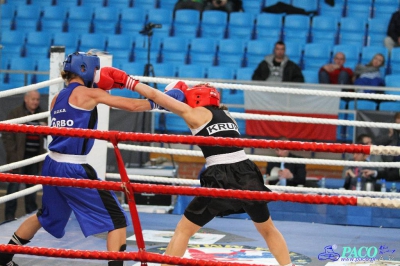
(252, 41), (304, 83)
(2, 90), (47, 221)
(384, 10), (400, 52)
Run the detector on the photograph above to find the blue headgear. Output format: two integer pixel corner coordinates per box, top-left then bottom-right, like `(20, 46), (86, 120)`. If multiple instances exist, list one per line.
(63, 52), (100, 87)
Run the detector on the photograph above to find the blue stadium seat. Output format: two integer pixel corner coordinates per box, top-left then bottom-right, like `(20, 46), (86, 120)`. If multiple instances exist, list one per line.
(26, 31), (52, 48)
(1, 3), (16, 21)
(81, 0), (106, 5)
(348, 100), (377, 110)
(119, 7), (147, 24)
(133, 35), (162, 64)
(173, 9), (200, 38)
(206, 66), (235, 80)
(158, 0), (176, 10)
(311, 16), (338, 45)
(1, 45), (25, 61)
(303, 43), (332, 71)
(6, 58), (36, 88)
(390, 47), (400, 75)
(217, 39), (246, 68)
(227, 12), (255, 40)
(264, 0), (291, 7)
(236, 67), (255, 81)
(152, 63), (177, 77)
(345, 0), (373, 19)
(227, 107), (246, 135)
(14, 4), (41, 32)
(338, 17), (367, 47)
(176, 65), (206, 79)
(242, 0), (263, 15)
(302, 69), (319, 83)
(285, 41), (303, 65)
(40, 5), (67, 32)
(160, 36), (190, 65)
(119, 21), (146, 35)
(78, 33), (107, 52)
(113, 0), (132, 9)
(52, 32), (80, 55)
(155, 112), (190, 134)
(119, 62), (145, 76)
(367, 17), (390, 47)
(318, 0), (345, 18)
(221, 89), (244, 105)
(106, 35), (134, 63)
(332, 44), (361, 69)
(379, 102), (400, 111)
(254, 13), (283, 41)
(57, 1), (80, 8)
(384, 75), (400, 94)
(32, 58), (50, 93)
(25, 46), (50, 60)
(246, 40), (274, 69)
(292, 0), (318, 12)
(133, 0), (156, 10)
(200, 10), (228, 39)
(66, 6), (94, 33)
(147, 8), (173, 37)
(283, 15), (311, 45)
(188, 38), (217, 67)
(373, 2), (400, 19)
(2, 30), (27, 46)
(92, 6), (120, 34)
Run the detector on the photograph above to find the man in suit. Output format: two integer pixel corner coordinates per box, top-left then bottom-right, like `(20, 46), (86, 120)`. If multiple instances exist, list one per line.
(265, 137), (306, 186)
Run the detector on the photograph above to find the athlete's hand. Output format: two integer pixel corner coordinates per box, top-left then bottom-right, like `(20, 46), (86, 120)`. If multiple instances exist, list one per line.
(95, 67), (138, 91)
(164, 80), (188, 93)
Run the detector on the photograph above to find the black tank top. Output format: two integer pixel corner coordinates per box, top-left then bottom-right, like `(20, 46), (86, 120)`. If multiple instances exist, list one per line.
(195, 106), (243, 158)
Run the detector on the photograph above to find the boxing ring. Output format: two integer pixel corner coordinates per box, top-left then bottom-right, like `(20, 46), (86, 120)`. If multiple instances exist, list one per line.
(1, 50), (400, 266)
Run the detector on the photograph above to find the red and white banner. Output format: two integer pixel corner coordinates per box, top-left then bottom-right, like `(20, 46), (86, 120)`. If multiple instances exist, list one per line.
(244, 90), (341, 141)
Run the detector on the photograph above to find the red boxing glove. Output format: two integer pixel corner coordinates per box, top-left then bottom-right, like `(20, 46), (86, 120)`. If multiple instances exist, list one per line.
(95, 67), (139, 91)
(164, 80), (188, 93)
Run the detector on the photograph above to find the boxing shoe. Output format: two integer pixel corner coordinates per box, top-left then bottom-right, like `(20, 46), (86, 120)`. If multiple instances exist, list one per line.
(0, 261), (19, 266)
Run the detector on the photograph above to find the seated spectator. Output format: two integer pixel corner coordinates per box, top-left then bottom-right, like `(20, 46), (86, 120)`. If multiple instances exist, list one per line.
(265, 137), (306, 187)
(204, 0), (243, 13)
(319, 52), (353, 85)
(384, 10), (400, 52)
(174, 0), (208, 12)
(342, 147), (378, 191)
(356, 133), (382, 163)
(252, 41), (304, 83)
(352, 53), (385, 93)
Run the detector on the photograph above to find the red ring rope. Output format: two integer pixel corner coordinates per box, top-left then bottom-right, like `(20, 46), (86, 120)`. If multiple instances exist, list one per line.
(0, 124), (371, 154)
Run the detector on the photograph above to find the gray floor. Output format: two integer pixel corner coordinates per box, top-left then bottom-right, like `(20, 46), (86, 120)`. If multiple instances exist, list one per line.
(0, 210), (399, 266)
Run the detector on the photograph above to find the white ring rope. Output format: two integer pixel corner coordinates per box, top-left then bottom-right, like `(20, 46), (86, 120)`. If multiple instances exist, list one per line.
(0, 112), (50, 124)
(0, 78), (63, 98)
(111, 143), (400, 168)
(2, 79), (400, 130)
(0, 154), (48, 173)
(134, 76), (400, 101)
(0, 185), (42, 205)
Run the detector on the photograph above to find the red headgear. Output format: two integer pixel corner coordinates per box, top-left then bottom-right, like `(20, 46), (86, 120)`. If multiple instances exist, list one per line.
(185, 84), (220, 108)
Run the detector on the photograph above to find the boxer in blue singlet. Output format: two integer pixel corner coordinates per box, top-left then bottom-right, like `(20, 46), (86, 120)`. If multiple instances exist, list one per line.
(0, 52), (186, 266)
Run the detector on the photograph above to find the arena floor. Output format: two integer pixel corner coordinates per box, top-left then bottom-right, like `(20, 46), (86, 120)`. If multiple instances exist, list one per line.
(0, 208), (399, 266)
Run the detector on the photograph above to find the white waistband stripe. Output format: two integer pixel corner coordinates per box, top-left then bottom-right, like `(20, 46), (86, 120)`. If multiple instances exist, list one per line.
(206, 150), (247, 167)
(48, 151), (88, 164)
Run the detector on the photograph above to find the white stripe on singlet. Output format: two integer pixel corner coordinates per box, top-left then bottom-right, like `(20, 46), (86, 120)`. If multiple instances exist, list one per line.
(205, 150), (248, 168)
(49, 151), (88, 164)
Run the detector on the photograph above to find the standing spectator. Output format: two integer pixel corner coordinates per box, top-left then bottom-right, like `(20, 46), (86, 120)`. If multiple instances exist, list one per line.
(265, 137), (306, 187)
(318, 52), (353, 85)
(352, 53), (385, 93)
(2, 90), (47, 221)
(204, 0), (243, 13)
(252, 41), (304, 83)
(384, 10), (400, 52)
